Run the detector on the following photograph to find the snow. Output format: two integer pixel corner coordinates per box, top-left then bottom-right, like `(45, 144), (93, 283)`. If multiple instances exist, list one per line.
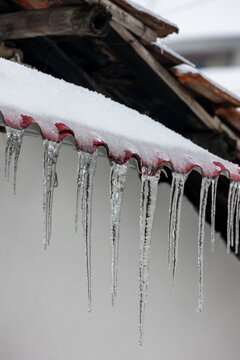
(0, 58), (240, 179)
(132, 0), (240, 40)
(173, 63), (199, 75)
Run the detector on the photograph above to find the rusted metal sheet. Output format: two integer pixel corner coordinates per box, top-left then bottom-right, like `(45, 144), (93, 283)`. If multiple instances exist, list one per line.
(215, 107), (240, 132)
(172, 66), (240, 108)
(112, 0), (178, 38)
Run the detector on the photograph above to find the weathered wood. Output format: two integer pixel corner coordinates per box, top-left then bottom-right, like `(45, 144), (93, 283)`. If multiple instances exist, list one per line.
(112, 0), (178, 37)
(86, 0), (157, 43)
(111, 20), (240, 151)
(16, 37), (100, 90)
(172, 66), (240, 107)
(215, 107), (240, 132)
(0, 4), (111, 40)
(0, 42), (23, 60)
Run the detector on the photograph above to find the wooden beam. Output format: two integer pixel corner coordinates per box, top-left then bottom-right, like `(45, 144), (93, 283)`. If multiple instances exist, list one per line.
(86, 0), (157, 43)
(111, 20), (240, 151)
(0, 4), (111, 40)
(16, 36), (100, 91)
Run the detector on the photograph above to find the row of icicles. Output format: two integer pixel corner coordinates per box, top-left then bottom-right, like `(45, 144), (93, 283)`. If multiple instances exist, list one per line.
(4, 126), (240, 347)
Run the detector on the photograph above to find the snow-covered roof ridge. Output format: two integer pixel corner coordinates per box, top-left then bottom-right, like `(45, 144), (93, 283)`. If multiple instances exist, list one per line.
(0, 58), (240, 180)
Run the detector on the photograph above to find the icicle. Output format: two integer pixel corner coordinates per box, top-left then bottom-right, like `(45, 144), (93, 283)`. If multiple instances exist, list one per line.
(168, 174), (177, 268)
(235, 183), (240, 254)
(139, 168), (160, 347)
(227, 181), (238, 254)
(109, 162), (128, 306)
(43, 139), (61, 249)
(75, 150), (85, 233)
(210, 178), (218, 251)
(197, 176), (211, 313)
(4, 126), (24, 194)
(170, 173), (187, 288)
(77, 151), (97, 313)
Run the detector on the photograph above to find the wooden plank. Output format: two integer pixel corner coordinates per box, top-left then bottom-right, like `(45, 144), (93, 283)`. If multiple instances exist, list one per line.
(111, 20), (240, 150)
(172, 65), (240, 107)
(14, 0), (175, 40)
(112, 0), (178, 38)
(86, 0), (157, 43)
(0, 4), (111, 40)
(215, 107), (240, 132)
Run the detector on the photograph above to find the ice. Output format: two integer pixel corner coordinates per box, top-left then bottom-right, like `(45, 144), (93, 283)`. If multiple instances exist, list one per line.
(234, 183), (240, 254)
(197, 176), (211, 313)
(43, 139), (61, 249)
(139, 167), (160, 347)
(168, 173), (187, 287)
(210, 178), (218, 251)
(4, 126), (24, 194)
(227, 181), (238, 254)
(75, 150), (97, 313)
(168, 174), (177, 268)
(109, 162), (128, 306)
(75, 150), (85, 233)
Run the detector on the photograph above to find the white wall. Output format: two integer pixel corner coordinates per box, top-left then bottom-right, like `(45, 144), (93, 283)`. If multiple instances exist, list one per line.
(0, 134), (239, 360)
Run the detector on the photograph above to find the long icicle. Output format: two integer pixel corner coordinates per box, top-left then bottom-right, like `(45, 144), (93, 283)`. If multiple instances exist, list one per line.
(139, 168), (160, 347)
(43, 139), (61, 249)
(4, 126), (24, 194)
(210, 178), (218, 252)
(80, 151), (97, 313)
(75, 150), (85, 233)
(109, 162), (128, 306)
(235, 183), (240, 254)
(197, 176), (211, 313)
(227, 181), (238, 254)
(231, 185), (238, 249)
(171, 173), (187, 288)
(168, 174), (177, 268)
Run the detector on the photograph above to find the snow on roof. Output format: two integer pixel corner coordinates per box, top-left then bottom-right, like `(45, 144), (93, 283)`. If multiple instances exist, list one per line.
(0, 58), (240, 180)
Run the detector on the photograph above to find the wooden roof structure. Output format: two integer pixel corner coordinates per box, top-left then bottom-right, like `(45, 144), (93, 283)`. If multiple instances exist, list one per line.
(0, 0), (240, 255)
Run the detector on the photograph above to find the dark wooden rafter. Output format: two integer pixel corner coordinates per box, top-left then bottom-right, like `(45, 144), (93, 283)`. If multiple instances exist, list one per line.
(0, 4), (111, 40)
(215, 107), (240, 133)
(16, 36), (102, 91)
